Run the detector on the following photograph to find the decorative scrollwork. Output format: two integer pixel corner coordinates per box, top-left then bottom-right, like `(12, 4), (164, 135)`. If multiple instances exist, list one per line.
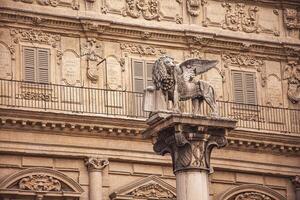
(234, 192), (273, 200)
(120, 43), (166, 56)
(85, 157), (109, 171)
(122, 0), (162, 21)
(16, 91), (58, 102)
(10, 29), (61, 48)
(19, 174), (61, 192)
(222, 3), (260, 33)
(128, 183), (176, 199)
(283, 61), (300, 104)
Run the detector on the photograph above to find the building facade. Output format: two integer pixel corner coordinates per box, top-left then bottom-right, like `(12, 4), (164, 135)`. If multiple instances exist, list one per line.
(0, 0), (300, 200)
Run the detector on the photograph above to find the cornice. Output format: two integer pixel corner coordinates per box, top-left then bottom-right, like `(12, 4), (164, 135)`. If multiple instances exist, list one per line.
(0, 108), (147, 139)
(0, 108), (299, 156)
(1, 8), (300, 60)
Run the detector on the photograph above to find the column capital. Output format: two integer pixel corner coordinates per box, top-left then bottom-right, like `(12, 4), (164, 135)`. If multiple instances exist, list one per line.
(85, 157), (109, 172)
(292, 175), (300, 188)
(154, 124), (227, 173)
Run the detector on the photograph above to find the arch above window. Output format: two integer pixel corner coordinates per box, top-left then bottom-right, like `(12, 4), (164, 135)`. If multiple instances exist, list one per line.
(219, 184), (286, 200)
(0, 167), (84, 199)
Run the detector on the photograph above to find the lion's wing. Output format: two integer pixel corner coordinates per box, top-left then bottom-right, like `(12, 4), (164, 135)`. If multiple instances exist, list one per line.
(179, 59), (218, 76)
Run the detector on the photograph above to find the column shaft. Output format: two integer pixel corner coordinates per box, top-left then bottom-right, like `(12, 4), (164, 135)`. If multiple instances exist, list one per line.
(89, 170), (102, 200)
(176, 171), (209, 200)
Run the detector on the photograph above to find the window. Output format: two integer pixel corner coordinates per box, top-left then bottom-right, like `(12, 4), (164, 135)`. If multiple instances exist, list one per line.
(232, 71), (257, 105)
(23, 47), (50, 83)
(132, 60), (154, 92)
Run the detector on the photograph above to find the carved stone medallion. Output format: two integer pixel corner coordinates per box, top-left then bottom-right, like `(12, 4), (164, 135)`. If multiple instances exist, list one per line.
(128, 183), (176, 199)
(19, 174), (62, 192)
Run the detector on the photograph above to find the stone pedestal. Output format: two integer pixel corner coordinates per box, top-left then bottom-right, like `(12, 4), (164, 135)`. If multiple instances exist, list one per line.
(143, 113), (237, 200)
(85, 157), (109, 200)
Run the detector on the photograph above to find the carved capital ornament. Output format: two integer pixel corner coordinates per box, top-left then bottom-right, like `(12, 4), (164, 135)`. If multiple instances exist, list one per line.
(85, 157), (109, 171)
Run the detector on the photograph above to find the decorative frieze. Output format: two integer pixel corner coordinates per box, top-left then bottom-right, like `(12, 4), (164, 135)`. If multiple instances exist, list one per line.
(19, 174), (62, 192)
(120, 43), (166, 56)
(283, 61), (300, 104)
(85, 157), (109, 171)
(10, 29), (61, 48)
(222, 53), (264, 69)
(222, 3), (260, 33)
(122, 0), (162, 21)
(128, 183), (176, 199)
(13, 0), (79, 10)
(234, 192), (274, 200)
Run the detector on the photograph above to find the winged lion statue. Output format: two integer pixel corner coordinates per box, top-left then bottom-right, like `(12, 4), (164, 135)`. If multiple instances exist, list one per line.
(144, 55), (219, 116)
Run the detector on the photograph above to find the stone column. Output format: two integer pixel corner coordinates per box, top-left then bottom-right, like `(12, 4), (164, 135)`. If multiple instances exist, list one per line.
(143, 113), (236, 200)
(85, 157), (109, 200)
(292, 176), (300, 200)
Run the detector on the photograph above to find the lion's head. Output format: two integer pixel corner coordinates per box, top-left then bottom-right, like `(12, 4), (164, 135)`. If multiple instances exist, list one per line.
(153, 56), (176, 91)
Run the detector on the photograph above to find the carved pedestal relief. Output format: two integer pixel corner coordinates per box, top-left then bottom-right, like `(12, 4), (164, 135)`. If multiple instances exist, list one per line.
(13, 0), (79, 10)
(283, 61), (300, 104)
(101, 0), (183, 24)
(81, 38), (104, 83)
(203, 1), (280, 36)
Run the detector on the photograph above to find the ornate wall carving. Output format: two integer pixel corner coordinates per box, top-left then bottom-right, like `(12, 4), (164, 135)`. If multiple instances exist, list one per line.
(284, 8), (298, 29)
(10, 28), (61, 48)
(101, 0), (183, 23)
(120, 43), (166, 56)
(220, 184), (286, 200)
(127, 183), (176, 199)
(222, 3), (260, 33)
(283, 61), (300, 104)
(110, 175), (176, 200)
(0, 167), (84, 197)
(13, 0), (79, 10)
(81, 38), (103, 82)
(233, 192), (274, 200)
(203, 1), (279, 36)
(19, 174), (61, 192)
(187, 0), (202, 16)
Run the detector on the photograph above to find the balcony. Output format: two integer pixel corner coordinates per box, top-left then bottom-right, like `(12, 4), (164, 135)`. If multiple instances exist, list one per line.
(0, 79), (299, 134)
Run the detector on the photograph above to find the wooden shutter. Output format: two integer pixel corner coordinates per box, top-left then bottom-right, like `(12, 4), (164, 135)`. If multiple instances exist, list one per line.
(37, 48), (50, 83)
(133, 60), (144, 93)
(232, 71), (257, 105)
(244, 72), (257, 105)
(232, 71), (244, 104)
(24, 47), (36, 82)
(146, 62), (154, 87)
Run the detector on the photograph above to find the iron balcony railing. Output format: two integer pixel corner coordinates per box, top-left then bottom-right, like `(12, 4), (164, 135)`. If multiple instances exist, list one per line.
(0, 79), (299, 134)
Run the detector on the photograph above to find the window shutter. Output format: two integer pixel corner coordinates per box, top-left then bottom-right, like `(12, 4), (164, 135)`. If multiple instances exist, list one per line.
(37, 48), (50, 83)
(146, 62), (154, 87)
(133, 61), (144, 93)
(244, 72), (256, 105)
(24, 47), (36, 82)
(232, 71), (244, 104)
